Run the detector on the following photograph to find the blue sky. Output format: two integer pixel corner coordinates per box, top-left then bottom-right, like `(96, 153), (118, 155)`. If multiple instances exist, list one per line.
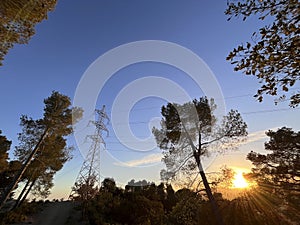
(0, 0), (299, 199)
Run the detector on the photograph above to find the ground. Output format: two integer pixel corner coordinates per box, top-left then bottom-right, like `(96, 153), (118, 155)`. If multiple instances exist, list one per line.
(12, 201), (88, 225)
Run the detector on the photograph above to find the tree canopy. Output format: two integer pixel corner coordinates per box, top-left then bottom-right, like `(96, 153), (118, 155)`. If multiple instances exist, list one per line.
(226, 0), (300, 107)
(13, 91), (82, 202)
(83, 177), (300, 225)
(0, 0), (58, 66)
(153, 97), (247, 185)
(153, 97), (247, 225)
(0, 131), (22, 200)
(0, 91), (83, 210)
(247, 127), (300, 193)
(0, 130), (11, 174)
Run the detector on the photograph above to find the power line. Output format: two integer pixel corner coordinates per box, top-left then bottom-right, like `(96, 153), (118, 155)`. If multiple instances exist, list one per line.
(242, 107), (300, 115)
(73, 91), (300, 130)
(101, 88), (300, 114)
(89, 107), (299, 126)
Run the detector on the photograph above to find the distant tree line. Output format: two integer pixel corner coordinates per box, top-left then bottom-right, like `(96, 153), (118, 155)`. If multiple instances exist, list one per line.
(83, 177), (300, 225)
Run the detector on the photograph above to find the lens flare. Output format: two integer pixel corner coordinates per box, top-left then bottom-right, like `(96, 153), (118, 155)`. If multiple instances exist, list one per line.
(232, 171), (249, 189)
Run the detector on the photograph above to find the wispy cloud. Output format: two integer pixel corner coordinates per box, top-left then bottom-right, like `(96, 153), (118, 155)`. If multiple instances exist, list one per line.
(115, 153), (162, 167)
(243, 127), (280, 145)
(221, 127), (279, 149)
(115, 128), (279, 167)
(244, 129), (268, 144)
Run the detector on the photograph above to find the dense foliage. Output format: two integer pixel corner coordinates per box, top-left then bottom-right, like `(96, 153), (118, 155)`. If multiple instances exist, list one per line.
(0, 0), (58, 65)
(153, 97), (247, 225)
(0, 91), (82, 209)
(84, 178), (300, 225)
(226, 0), (300, 107)
(153, 97), (247, 185)
(247, 127), (300, 194)
(0, 200), (43, 225)
(0, 131), (22, 199)
(14, 91), (80, 199)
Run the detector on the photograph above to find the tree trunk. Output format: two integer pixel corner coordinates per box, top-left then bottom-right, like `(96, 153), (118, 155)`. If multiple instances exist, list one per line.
(196, 160), (224, 225)
(182, 123), (224, 225)
(0, 129), (48, 210)
(18, 178), (37, 207)
(13, 178), (31, 209)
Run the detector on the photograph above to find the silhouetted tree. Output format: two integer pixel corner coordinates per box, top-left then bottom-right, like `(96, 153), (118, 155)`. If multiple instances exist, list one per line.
(0, 130), (11, 174)
(70, 175), (99, 202)
(168, 188), (210, 225)
(226, 0), (300, 107)
(247, 127), (300, 193)
(101, 178), (117, 193)
(85, 177), (300, 225)
(0, 91), (82, 209)
(87, 179), (165, 225)
(0, 160), (21, 200)
(164, 184), (177, 213)
(117, 192), (165, 225)
(13, 91), (82, 205)
(0, 131), (21, 199)
(0, 131), (22, 202)
(0, 0), (58, 66)
(153, 97), (247, 225)
(88, 188), (121, 224)
(221, 190), (300, 225)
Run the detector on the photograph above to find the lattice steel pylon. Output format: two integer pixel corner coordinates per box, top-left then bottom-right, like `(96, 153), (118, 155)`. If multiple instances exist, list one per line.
(69, 105), (109, 200)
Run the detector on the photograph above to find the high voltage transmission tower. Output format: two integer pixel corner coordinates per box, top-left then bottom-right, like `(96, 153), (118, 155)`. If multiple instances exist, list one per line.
(69, 105), (109, 200)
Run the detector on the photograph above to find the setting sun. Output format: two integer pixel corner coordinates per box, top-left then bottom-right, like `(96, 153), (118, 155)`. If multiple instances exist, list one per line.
(232, 171), (249, 189)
